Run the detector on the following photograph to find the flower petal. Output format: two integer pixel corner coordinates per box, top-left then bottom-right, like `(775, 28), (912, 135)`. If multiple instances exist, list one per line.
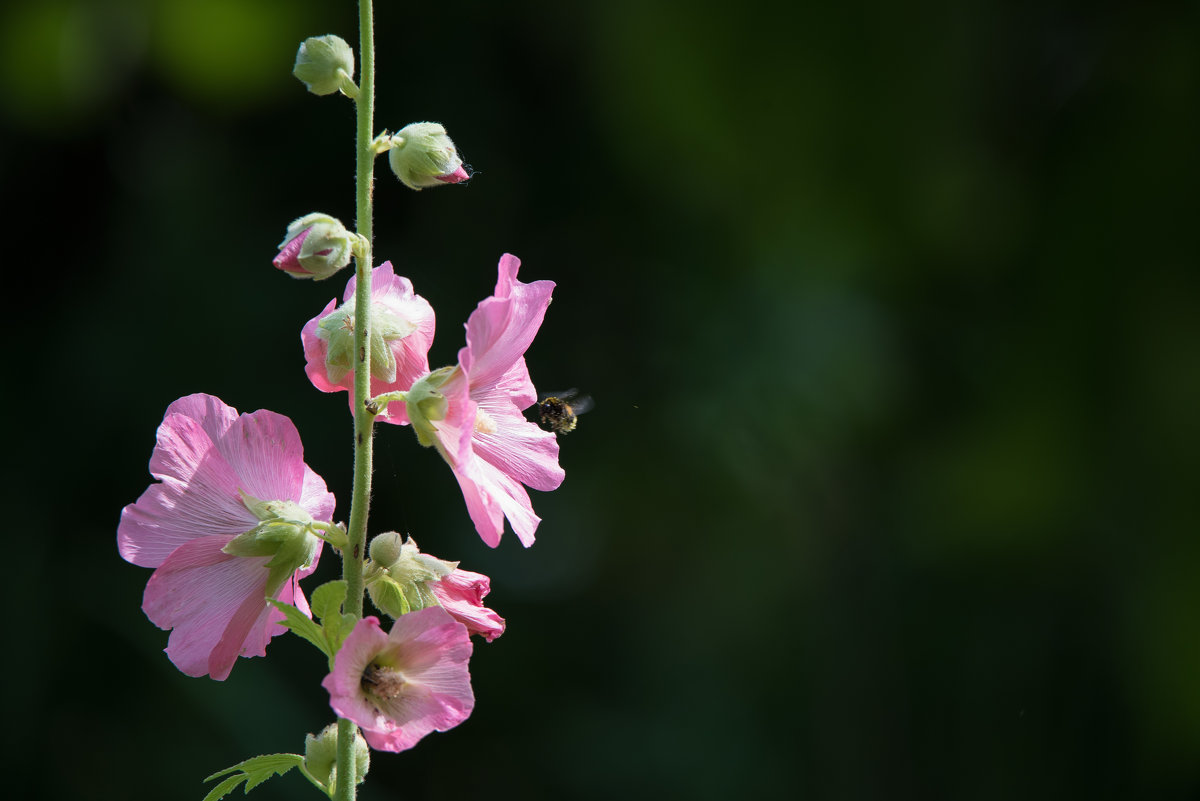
(118, 414), (255, 567)
(142, 535), (278, 680)
(460, 254), (555, 392)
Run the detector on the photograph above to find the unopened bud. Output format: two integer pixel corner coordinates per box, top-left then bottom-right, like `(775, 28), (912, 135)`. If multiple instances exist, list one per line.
(274, 213), (355, 280)
(304, 723), (369, 792)
(387, 122), (471, 191)
(293, 35), (357, 97)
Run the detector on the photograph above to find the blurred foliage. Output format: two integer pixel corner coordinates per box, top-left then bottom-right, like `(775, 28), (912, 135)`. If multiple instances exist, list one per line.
(2, 0), (1198, 799)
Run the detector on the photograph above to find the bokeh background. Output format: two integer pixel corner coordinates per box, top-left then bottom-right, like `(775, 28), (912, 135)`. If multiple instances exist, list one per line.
(3, 0), (1198, 798)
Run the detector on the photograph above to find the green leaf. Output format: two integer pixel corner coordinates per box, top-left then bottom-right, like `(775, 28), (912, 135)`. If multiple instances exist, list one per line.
(311, 580), (348, 623)
(201, 774), (245, 801)
(202, 754), (305, 801)
(267, 599), (329, 659)
(326, 612), (357, 655)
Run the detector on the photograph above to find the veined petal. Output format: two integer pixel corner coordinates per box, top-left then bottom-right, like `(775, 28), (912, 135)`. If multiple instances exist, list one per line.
(471, 393), (564, 492)
(460, 254), (555, 391)
(119, 414), (255, 568)
(219, 409), (307, 504)
(143, 535), (276, 680)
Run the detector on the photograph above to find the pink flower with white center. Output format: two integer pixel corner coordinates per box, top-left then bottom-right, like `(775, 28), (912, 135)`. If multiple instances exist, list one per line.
(322, 610), (475, 753)
(407, 253), (565, 547)
(301, 262), (435, 425)
(117, 393), (335, 680)
(430, 569), (506, 642)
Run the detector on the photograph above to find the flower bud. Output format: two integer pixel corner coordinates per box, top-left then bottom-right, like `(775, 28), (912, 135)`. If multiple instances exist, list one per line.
(368, 531), (405, 568)
(293, 35), (357, 97)
(304, 723), (369, 792)
(274, 213), (355, 280)
(365, 535), (457, 619)
(387, 122), (471, 190)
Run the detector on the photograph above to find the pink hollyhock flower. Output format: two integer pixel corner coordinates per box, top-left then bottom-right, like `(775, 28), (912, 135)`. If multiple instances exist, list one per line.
(322, 610), (475, 752)
(301, 262), (435, 425)
(407, 253), (565, 547)
(430, 569), (505, 642)
(117, 393), (335, 680)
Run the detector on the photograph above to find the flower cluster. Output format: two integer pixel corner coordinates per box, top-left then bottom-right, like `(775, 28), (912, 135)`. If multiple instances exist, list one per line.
(119, 22), (570, 791)
(304, 253), (564, 546)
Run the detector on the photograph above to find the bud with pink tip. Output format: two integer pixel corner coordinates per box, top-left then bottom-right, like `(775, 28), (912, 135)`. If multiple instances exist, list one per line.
(274, 213), (357, 280)
(387, 122), (471, 191)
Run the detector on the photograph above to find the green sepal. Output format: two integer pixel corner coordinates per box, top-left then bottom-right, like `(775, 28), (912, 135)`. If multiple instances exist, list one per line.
(406, 366), (456, 449)
(367, 573), (411, 618)
(202, 754), (305, 801)
(267, 599), (330, 661)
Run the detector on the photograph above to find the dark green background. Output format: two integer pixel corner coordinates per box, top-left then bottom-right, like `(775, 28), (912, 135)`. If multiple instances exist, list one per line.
(4, 0), (1198, 799)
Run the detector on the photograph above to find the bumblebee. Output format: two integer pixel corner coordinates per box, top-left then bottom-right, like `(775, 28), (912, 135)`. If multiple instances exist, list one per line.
(537, 389), (593, 434)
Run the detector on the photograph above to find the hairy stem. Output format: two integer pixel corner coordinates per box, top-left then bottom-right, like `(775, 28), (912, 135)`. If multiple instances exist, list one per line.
(337, 1), (375, 799)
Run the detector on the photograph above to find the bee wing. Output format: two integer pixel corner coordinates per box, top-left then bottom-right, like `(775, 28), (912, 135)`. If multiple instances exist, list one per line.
(569, 394), (594, 415)
(539, 388), (580, 402)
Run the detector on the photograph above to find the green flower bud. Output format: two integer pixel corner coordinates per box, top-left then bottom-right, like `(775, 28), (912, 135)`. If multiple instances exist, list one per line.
(304, 723), (368, 793)
(274, 213), (356, 280)
(387, 122), (471, 190)
(365, 535), (457, 619)
(293, 35), (358, 98)
(368, 531), (405, 568)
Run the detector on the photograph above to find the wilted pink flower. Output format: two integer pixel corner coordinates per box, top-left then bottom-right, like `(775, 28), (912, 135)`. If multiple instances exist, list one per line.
(431, 569), (505, 642)
(302, 262), (435, 425)
(322, 610), (475, 752)
(408, 254), (565, 547)
(117, 393), (335, 680)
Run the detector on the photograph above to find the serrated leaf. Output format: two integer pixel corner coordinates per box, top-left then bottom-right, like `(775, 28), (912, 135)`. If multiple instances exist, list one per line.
(267, 599), (330, 658)
(311, 580), (348, 623)
(202, 754), (305, 800)
(242, 754), (305, 791)
(201, 774), (245, 801)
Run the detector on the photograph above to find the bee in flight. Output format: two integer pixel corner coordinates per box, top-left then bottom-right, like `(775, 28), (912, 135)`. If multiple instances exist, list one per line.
(537, 389), (593, 434)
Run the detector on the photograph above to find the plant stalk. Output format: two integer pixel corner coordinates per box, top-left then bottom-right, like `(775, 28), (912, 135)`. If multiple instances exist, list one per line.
(336, 1), (376, 798)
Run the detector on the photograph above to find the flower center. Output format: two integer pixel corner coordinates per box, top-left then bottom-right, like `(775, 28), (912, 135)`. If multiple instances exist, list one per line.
(474, 407), (498, 434)
(362, 664), (408, 700)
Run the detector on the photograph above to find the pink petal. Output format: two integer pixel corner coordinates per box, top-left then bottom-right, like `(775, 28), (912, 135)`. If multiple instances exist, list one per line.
(164, 393), (241, 444)
(470, 457), (543, 547)
(302, 298), (342, 394)
(142, 535), (277, 680)
(431, 570), (505, 641)
(471, 392), (565, 492)
(118, 414), (256, 567)
(460, 254), (555, 391)
(218, 409), (306, 504)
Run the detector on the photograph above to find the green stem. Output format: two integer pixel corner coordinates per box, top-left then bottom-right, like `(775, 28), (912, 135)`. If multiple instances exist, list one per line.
(336, 2), (375, 800)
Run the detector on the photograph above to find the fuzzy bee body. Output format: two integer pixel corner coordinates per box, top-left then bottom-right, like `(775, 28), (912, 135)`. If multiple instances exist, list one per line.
(537, 389), (592, 434)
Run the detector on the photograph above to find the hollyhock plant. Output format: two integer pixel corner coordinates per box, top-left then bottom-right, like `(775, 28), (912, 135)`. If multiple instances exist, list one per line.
(302, 261), (435, 424)
(322, 610), (475, 753)
(118, 393), (336, 680)
(407, 253), (565, 547)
